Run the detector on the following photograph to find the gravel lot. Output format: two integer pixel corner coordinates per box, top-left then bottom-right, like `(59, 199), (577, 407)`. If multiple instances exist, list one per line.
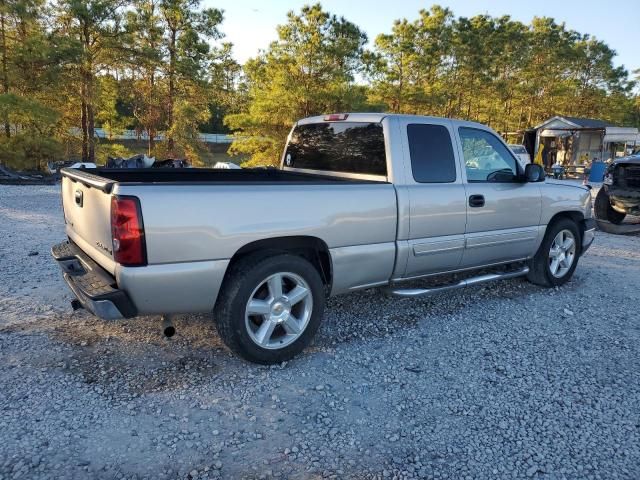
(1, 184), (639, 480)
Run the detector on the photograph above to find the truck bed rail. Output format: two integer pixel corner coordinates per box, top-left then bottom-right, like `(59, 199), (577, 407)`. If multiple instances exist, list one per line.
(61, 168), (116, 193)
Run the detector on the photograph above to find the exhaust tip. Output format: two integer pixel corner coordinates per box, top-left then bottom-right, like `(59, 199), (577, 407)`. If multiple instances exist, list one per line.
(71, 299), (83, 311)
(163, 326), (176, 338)
(162, 316), (176, 338)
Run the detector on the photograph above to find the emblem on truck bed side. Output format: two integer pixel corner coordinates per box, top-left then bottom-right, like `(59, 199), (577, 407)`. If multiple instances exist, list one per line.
(96, 241), (113, 256)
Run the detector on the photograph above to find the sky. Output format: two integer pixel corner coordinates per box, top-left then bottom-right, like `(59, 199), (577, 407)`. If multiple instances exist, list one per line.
(204, 0), (639, 75)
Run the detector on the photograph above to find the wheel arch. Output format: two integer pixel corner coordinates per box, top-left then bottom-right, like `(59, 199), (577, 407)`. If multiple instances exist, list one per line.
(227, 236), (332, 291)
(546, 211), (585, 253)
(547, 210), (584, 227)
(528, 211), (583, 287)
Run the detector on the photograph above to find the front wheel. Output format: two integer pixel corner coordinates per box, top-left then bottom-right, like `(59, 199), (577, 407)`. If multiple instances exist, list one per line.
(594, 188), (626, 224)
(527, 218), (581, 287)
(214, 253), (325, 364)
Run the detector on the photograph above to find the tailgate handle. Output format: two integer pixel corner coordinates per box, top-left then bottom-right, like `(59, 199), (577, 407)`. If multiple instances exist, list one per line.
(74, 190), (83, 207)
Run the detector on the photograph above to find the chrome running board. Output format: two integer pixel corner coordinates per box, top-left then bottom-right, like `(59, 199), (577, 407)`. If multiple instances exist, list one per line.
(383, 266), (529, 298)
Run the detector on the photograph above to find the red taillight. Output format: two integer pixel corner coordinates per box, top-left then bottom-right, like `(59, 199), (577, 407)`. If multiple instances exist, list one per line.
(323, 113), (349, 121)
(110, 196), (147, 266)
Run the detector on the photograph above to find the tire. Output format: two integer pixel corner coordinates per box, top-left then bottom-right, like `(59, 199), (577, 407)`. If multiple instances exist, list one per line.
(527, 218), (581, 287)
(214, 253), (325, 364)
(594, 188), (626, 224)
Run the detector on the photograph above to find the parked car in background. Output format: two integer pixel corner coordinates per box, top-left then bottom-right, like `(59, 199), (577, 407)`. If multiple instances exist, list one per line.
(509, 144), (531, 169)
(595, 152), (640, 224)
(213, 162), (242, 169)
(53, 113), (595, 364)
(70, 162), (97, 169)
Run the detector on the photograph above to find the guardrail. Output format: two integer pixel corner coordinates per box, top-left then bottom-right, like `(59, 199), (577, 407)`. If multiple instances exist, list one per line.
(76, 128), (234, 144)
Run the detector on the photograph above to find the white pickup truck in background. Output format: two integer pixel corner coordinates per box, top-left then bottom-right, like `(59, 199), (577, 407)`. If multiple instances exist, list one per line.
(53, 113), (594, 363)
(508, 144), (532, 170)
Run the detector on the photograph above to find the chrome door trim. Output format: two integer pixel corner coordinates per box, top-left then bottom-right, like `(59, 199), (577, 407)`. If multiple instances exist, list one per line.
(413, 237), (465, 256)
(464, 227), (539, 249)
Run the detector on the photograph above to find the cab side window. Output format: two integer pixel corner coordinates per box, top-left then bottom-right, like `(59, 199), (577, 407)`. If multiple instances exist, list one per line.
(407, 124), (457, 183)
(459, 127), (519, 182)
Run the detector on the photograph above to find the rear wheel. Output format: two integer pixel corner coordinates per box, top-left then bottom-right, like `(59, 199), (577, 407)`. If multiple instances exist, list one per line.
(214, 253), (325, 364)
(594, 188), (626, 224)
(527, 218), (580, 287)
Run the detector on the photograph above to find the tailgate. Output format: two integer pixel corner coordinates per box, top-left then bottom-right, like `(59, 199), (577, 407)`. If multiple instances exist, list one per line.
(61, 170), (117, 275)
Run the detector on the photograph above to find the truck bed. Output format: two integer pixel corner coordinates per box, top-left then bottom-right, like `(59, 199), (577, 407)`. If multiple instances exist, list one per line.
(59, 166), (398, 288)
(62, 167), (383, 193)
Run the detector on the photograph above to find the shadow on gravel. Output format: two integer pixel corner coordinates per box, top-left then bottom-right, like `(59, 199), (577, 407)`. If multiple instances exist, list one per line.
(597, 222), (640, 235)
(1, 313), (236, 398)
(56, 314), (233, 396)
(317, 276), (544, 347)
(67, 348), (221, 396)
(0, 273), (581, 392)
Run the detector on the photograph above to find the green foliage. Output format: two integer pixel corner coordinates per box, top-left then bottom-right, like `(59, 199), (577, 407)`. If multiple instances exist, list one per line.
(205, 42), (245, 132)
(368, 6), (454, 114)
(0, 93), (60, 134)
(122, 0), (223, 161)
(0, 133), (62, 170)
(0, 2), (637, 171)
(52, 0), (127, 162)
(225, 3), (368, 166)
(165, 97), (212, 164)
(95, 75), (132, 138)
(156, 0), (223, 156)
(367, 8), (637, 134)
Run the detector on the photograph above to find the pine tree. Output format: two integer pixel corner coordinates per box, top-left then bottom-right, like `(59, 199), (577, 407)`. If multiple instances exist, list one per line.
(54, 0), (126, 162)
(225, 3), (367, 166)
(157, 0), (223, 156)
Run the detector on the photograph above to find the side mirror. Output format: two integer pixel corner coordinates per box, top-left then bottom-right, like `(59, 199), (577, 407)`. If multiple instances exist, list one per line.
(524, 163), (545, 182)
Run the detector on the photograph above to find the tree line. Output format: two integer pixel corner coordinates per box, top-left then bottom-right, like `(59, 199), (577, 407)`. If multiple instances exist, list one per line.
(0, 1), (637, 169)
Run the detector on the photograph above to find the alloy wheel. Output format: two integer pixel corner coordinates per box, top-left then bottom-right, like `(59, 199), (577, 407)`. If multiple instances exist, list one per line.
(549, 229), (576, 278)
(244, 272), (313, 350)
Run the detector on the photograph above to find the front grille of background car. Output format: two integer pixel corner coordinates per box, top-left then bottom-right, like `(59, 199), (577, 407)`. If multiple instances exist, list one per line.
(620, 166), (640, 189)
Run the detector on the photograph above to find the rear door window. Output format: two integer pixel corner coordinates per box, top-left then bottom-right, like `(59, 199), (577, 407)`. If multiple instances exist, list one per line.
(407, 124), (457, 183)
(284, 122), (387, 176)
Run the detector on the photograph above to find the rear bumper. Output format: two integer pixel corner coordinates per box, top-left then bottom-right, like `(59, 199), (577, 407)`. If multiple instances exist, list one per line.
(52, 240), (137, 320)
(581, 218), (596, 255)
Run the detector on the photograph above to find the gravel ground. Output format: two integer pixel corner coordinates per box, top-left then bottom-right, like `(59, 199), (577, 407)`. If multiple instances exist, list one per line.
(1, 184), (639, 480)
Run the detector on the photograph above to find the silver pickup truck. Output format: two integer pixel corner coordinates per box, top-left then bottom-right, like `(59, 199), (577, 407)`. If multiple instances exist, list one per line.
(53, 113), (595, 363)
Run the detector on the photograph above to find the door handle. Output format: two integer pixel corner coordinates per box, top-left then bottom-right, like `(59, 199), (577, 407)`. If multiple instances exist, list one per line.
(74, 190), (83, 207)
(469, 194), (485, 208)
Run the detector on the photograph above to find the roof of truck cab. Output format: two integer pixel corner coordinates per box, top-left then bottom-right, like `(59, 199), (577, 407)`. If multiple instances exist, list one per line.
(297, 113), (388, 125)
(296, 113), (491, 130)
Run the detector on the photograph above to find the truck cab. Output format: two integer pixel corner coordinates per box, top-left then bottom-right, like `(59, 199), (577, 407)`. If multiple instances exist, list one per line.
(283, 114), (592, 281)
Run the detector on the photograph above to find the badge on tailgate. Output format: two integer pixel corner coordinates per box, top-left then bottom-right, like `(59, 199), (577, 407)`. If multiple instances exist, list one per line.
(96, 241), (113, 256)
(74, 189), (83, 207)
